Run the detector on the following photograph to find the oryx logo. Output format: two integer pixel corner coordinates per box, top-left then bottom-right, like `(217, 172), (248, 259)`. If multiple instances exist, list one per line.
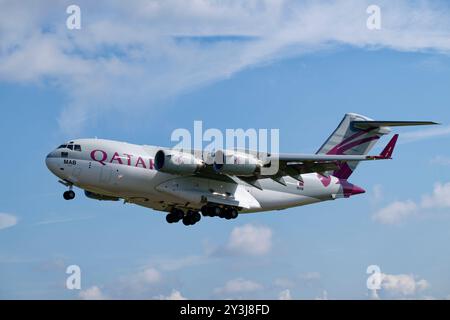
(318, 174), (331, 187)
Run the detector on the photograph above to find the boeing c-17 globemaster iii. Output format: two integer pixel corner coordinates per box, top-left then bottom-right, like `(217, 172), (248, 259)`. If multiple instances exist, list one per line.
(45, 113), (437, 226)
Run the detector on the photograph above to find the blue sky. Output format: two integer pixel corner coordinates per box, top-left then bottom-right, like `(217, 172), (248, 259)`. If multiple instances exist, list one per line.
(1, 0), (450, 299)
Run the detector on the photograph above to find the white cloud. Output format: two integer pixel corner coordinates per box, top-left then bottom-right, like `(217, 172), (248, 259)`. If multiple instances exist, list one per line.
(278, 289), (292, 300)
(115, 267), (163, 297)
(155, 289), (187, 300)
(373, 182), (450, 224)
(381, 273), (429, 297)
(79, 286), (107, 300)
(273, 272), (321, 294)
(139, 267), (162, 284)
(1, 0), (450, 132)
(214, 278), (263, 295)
(401, 126), (450, 144)
(421, 182), (450, 209)
(0, 213), (18, 230)
(430, 156), (450, 166)
(315, 290), (328, 300)
(300, 272), (321, 281)
(371, 184), (384, 204)
(35, 216), (94, 225)
(154, 255), (209, 272)
(76, 267), (171, 299)
(273, 278), (295, 288)
(226, 224), (272, 256)
(372, 200), (418, 225)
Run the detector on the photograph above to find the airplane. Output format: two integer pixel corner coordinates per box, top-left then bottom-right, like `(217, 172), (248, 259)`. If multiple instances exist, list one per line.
(45, 113), (437, 226)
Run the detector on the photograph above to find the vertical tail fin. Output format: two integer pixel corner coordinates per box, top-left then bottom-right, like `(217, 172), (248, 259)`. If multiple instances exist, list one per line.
(316, 113), (389, 179)
(317, 113), (437, 179)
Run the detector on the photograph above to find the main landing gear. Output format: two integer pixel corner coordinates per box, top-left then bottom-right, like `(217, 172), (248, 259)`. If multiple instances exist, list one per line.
(166, 208), (184, 224)
(182, 210), (201, 226)
(166, 208), (201, 226)
(201, 205), (239, 220)
(165, 205), (239, 226)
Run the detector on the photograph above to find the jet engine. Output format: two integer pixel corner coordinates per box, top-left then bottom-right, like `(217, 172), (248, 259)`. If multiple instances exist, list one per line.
(213, 150), (262, 176)
(84, 190), (119, 201)
(154, 150), (205, 175)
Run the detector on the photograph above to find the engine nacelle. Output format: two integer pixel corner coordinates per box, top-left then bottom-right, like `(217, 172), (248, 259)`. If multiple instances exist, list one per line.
(213, 150), (262, 176)
(154, 149), (205, 175)
(84, 190), (119, 201)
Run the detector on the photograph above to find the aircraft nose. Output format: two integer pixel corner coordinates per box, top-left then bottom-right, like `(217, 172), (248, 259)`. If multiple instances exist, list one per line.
(45, 151), (57, 173)
(45, 152), (51, 168)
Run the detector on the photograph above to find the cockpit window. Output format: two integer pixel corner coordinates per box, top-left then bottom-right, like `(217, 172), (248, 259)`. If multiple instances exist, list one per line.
(56, 143), (81, 151)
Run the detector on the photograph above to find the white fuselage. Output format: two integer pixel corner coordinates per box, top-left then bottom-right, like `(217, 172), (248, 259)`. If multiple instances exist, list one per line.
(45, 139), (362, 215)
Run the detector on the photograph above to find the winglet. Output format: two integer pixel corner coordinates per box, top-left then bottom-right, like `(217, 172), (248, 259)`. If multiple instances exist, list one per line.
(380, 134), (399, 159)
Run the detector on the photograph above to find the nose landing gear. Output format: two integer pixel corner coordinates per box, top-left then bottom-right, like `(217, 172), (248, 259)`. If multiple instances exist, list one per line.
(63, 190), (75, 200)
(59, 180), (75, 200)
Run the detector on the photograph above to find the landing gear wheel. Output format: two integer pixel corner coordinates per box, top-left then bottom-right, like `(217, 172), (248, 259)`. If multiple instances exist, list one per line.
(182, 217), (192, 226)
(182, 211), (201, 226)
(166, 209), (184, 224)
(175, 210), (184, 221)
(201, 206), (209, 217)
(166, 214), (175, 223)
(206, 206), (221, 217)
(193, 212), (201, 223)
(63, 190), (75, 200)
(218, 208), (226, 219)
(229, 208), (238, 219)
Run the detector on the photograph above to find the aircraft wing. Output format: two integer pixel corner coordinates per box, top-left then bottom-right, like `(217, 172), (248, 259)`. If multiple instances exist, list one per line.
(275, 153), (386, 162)
(154, 134), (399, 188)
(251, 134), (400, 186)
(268, 150), (390, 175)
(273, 133), (399, 164)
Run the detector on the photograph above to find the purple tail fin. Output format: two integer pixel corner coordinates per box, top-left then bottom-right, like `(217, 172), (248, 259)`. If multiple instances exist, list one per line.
(317, 113), (390, 179)
(379, 134), (399, 159)
(317, 114), (437, 179)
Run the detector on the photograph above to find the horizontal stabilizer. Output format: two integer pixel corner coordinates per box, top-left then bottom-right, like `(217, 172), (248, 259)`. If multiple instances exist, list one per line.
(352, 121), (439, 130)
